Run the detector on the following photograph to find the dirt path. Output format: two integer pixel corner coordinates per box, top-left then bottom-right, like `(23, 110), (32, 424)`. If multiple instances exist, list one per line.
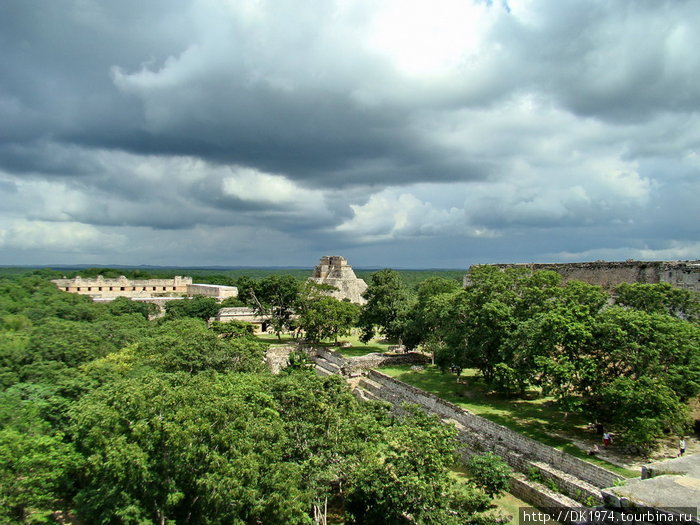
(568, 433), (699, 473)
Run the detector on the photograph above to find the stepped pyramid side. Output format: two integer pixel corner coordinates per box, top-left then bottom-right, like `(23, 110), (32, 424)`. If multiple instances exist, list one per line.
(309, 256), (368, 304)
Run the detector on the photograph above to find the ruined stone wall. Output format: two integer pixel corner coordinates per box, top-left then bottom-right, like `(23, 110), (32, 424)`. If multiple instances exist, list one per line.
(309, 346), (429, 373)
(215, 307), (266, 332)
(465, 260), (700, 292)
(54, 276), (240, 301)
(266, 345), (295, 374)
(344, 352), (430, 372)
(309, 347), (619, 509)
(509, 476), (582, 521)
(365, 370), (623, 489)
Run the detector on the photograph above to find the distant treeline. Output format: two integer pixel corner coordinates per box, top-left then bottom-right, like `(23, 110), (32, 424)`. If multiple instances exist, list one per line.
(0, 266), (465, 290)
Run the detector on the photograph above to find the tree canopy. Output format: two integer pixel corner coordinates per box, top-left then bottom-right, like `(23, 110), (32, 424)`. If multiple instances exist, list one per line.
(417, 267), (700, 449)
(0, 272), (509, 524)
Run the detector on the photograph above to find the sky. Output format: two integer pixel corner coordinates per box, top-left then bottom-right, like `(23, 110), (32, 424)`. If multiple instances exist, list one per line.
(1, 0), (699, 269)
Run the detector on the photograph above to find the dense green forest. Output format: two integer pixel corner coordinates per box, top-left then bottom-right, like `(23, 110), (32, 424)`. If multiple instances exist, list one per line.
(357, 267), (700, 451)
(2, 265), (699, 522)
(0, 271), (509, 524)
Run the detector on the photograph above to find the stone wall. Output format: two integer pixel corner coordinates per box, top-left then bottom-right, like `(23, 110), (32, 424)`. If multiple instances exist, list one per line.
(509, 476), (581, 520)
(365, 370), (623, 490)
(309, 347), (430, 374)
(310, 346), (349, 369)
(212, 307), (270, 332)
(345, 352), (430, 372)
(466, 260), (700, 292)
(266, 345), (295, 374)
(309, 347), (625, 509)
(186, 283), (238, 300)
(53, 275), (241, 300)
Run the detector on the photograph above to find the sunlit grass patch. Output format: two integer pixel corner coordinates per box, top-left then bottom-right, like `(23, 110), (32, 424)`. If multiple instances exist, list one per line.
(332, 334), (395, 357)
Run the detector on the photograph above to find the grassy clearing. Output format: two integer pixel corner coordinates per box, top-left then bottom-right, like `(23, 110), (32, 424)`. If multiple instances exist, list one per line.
(381, 364), (637, 478)
(253, 333), (394, 357)
(491, 492), (530, 525)
(333, 334), (395, 357)
(450, 463), (529, 525)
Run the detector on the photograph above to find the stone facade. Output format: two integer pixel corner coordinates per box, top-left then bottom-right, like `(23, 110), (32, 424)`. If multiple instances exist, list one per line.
(310, 346), (430, 375)
(465, 260), (700, 292)
(52, 275), (238, 300)
(52, 275), (193, 298)
(309, 256), (368, 304)
(216, 307), (268, 332)
(186, 283), (238, 300)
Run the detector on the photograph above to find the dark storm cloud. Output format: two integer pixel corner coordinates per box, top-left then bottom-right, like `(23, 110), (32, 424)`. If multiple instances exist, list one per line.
(1, 0), (698, 266)
(0, 0), (507, 192)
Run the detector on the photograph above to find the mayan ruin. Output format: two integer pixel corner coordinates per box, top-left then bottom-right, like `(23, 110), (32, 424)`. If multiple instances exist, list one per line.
(4, 2), (700, 522)
(466, 260), (700, 292)
(51, 275), (238, 301)
(309, 255), (369, 304)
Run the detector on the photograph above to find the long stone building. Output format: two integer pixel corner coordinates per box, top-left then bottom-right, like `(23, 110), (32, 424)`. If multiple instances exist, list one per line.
(465, 260), (700, 292)
(51, 275), (238, 300)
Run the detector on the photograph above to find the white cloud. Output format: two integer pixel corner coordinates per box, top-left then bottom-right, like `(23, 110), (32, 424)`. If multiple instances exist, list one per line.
(365, 0), (493, 76)
(554, 241), (700, 264)
(222, 166), (329, 215)
(2, 0), (699, 266)
(0, 220), (126, 252)
(336, 189), (495, 242)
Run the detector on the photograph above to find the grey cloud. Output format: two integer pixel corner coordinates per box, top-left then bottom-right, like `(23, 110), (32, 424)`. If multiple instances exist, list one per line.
(0, 0), (698, 266)
(498, 1), (700, 122)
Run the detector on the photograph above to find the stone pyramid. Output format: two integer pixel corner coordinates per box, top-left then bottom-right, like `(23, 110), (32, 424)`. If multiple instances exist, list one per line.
(309, 256), (368, 304)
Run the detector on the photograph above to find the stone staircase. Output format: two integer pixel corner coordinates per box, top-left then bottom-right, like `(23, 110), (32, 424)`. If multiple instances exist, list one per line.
(314, 356), (344, 376)
(313, 348), (628, 515)
(356, 374), (601, 504)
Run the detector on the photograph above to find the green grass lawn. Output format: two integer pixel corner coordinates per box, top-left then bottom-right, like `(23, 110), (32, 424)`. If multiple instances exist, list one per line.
(332, 334), (395, 357)
(381, 364), (637, 478)
(450, 463), (530, 524)
(253, 332), (394, 357)
(492, 492), (531, 525)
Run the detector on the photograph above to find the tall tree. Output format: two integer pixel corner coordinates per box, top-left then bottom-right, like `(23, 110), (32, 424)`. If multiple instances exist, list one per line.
(402, 277), (461, 351)
(298, 296), (359, 343)
(345, 407), (503, 525)
(163, 296), (219, 322)
(249, 275), (301, 339)
(357, 269), (414, 343)
(68, 372), (311, 524)
(615, 282), (699, 320)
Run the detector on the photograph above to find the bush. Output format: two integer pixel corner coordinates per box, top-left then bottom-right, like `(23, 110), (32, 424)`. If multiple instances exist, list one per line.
(466, 453), (511, 497)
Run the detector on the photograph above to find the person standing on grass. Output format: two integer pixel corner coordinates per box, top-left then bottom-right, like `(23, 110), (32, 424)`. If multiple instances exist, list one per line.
(603, 432), (612, 448)
(679, 438), (686, 457)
